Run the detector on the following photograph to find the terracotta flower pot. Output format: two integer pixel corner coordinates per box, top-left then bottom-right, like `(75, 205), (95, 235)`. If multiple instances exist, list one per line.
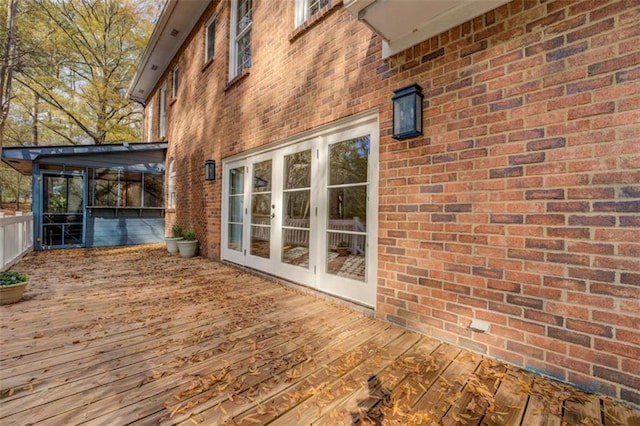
(0, 282), (28, 305)
(337, 247), (349, 257)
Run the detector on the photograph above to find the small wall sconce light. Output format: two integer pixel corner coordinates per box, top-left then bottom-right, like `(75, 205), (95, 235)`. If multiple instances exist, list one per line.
(392, 83), (423, 140)
(204, 159), (216, 181)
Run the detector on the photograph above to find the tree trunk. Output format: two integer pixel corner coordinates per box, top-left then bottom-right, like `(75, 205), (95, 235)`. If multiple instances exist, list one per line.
(31, 92), (39, 146)
(0, 0), (19, 154)
(15, 174), (21, 210)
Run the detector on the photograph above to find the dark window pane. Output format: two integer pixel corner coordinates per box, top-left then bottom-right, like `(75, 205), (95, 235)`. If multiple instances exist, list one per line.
(282, 229), (309, 268)
(283, 190), (311, 225)
(172, 67), (179, 96)
(228, 223), (243, 251)
(93, 169), (119, 207)
(284, 150), (311, 189)
(229, 195), (243, 223)
(252, 160), (271, 192)
(144, 174), (163, 207)
(206, 20), (215, 60)
(122, 172), (142, 207)
(251, 193), (271, 224)
(237, 0), (252, 31)
(328, 186), (367, 229)
(327, 231), (366, 282)
(230, 167), (244, 195)
(329, 136), (369, 185)
(309, 0), (330, 16)
(237, 32), (251, 74)
(251, 225), (270, 258)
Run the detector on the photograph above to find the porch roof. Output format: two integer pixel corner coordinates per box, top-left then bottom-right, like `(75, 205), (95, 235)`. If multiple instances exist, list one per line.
(345, 0), (510, 58)
(127, 0), (209, 103)
(1, 142), (168, 175)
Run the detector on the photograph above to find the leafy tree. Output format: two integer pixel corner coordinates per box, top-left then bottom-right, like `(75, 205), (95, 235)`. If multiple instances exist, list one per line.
(1, 0), (160, 211)
(0, 162), (30, 209)
(0, 0), (19, 153)
(14, 0), (158, 145)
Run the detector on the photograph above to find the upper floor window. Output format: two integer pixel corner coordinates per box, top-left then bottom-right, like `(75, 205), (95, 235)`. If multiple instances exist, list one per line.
(229, 0), (252, 79)
(205, 17), (216, 62)
(159, 84), (167, 139)
(172, 67), (179, 98)
(168, 160), (176, 209)
(147, 104), (153, 141)
(295, 0), (330, 27)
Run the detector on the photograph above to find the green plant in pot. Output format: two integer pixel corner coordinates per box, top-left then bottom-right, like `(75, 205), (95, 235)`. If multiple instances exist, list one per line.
(165, 224), (184, 254)
(336, 241), (349, 257)
(0, 271), (28, 305)
(176, 229), (198, 258)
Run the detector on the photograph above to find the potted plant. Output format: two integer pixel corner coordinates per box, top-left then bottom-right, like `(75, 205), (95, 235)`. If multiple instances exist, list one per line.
(176, 229), (198, 258)
(165, 224), (184, 253)
(336, 241), (349, 257)
(0, 271), (28, 305)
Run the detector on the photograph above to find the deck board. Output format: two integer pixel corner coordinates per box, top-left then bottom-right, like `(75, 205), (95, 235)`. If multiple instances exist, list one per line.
(312, 335), (442, 425)
(2, 297), (335, 424)
(1, 245), (638, 425)
(170, 321), (394, 425)
(480, 369), (532, 426)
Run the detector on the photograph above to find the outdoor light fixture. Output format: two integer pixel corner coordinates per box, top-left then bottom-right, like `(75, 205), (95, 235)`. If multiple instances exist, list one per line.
(204, 159), (216, 181)
(392, 83), (423, 140)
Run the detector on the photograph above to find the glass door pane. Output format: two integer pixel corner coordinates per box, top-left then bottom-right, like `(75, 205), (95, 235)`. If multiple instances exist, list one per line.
(326, 136), (369, 282)
(42, 174), (84, 247)
(228, 167), (244, 252)
(282, 150), (311, 268)
(251, 160), (272, 259)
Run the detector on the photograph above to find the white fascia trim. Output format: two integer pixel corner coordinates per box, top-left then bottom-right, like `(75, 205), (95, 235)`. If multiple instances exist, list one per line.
(381, 1), (507, 58)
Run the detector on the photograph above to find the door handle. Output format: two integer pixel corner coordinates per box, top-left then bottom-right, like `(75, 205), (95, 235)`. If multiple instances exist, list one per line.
(271, 213), (275, 219)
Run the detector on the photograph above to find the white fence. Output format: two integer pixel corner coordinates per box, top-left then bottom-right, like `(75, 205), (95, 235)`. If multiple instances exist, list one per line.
(0, 212), (34, 271)
(252, 217), (366, 254)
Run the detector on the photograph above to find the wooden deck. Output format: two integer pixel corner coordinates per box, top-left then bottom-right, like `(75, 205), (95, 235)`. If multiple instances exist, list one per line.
(1, 245), (638, 425)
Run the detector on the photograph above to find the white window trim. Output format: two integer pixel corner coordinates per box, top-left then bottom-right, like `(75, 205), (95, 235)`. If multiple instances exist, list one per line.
(205, 15), (216, 62)
(229, 0), (251, 80)
(294, 0), (306, 27)
(168, 159), (176, 209)
(146, 104), (153, 141)
(294, 0), (330, 28)
(159, 84), (167, 139)
(171, 66), (179, 98)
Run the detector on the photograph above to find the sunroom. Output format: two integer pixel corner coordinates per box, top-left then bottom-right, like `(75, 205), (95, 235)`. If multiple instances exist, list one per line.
(1, 143), (168, 250)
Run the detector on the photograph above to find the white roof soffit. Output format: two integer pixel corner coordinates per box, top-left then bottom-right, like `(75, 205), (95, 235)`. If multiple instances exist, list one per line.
(128, 0), (210, 103)
(345, 0), (510, 58)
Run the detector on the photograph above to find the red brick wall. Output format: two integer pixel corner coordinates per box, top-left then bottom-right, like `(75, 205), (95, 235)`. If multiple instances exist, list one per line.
(148, 0), (380, 258)
(143, 0), (640, 406)
(376, 0), (640, 406)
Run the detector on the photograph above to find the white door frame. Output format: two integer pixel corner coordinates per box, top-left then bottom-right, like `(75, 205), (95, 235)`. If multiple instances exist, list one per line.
(221, 110), (378, 307)
(221, 160), (247, 265)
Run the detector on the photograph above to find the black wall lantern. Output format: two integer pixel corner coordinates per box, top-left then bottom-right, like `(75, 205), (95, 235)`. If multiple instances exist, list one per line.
(392, 83), (423, 140)
(204, 159), (216, 181)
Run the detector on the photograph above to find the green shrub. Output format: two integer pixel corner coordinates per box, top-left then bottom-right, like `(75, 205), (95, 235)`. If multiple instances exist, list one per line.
(171, 224), (184, 238)
(0, 271), (28, 286)
(182, 229), (197, 241)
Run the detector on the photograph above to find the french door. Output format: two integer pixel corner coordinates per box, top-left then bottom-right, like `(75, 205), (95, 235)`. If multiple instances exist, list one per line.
(222, 116), (378, 306)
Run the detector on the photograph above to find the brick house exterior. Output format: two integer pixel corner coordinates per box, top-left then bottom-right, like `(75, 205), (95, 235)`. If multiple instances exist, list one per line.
(129, 0), (640, 407)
